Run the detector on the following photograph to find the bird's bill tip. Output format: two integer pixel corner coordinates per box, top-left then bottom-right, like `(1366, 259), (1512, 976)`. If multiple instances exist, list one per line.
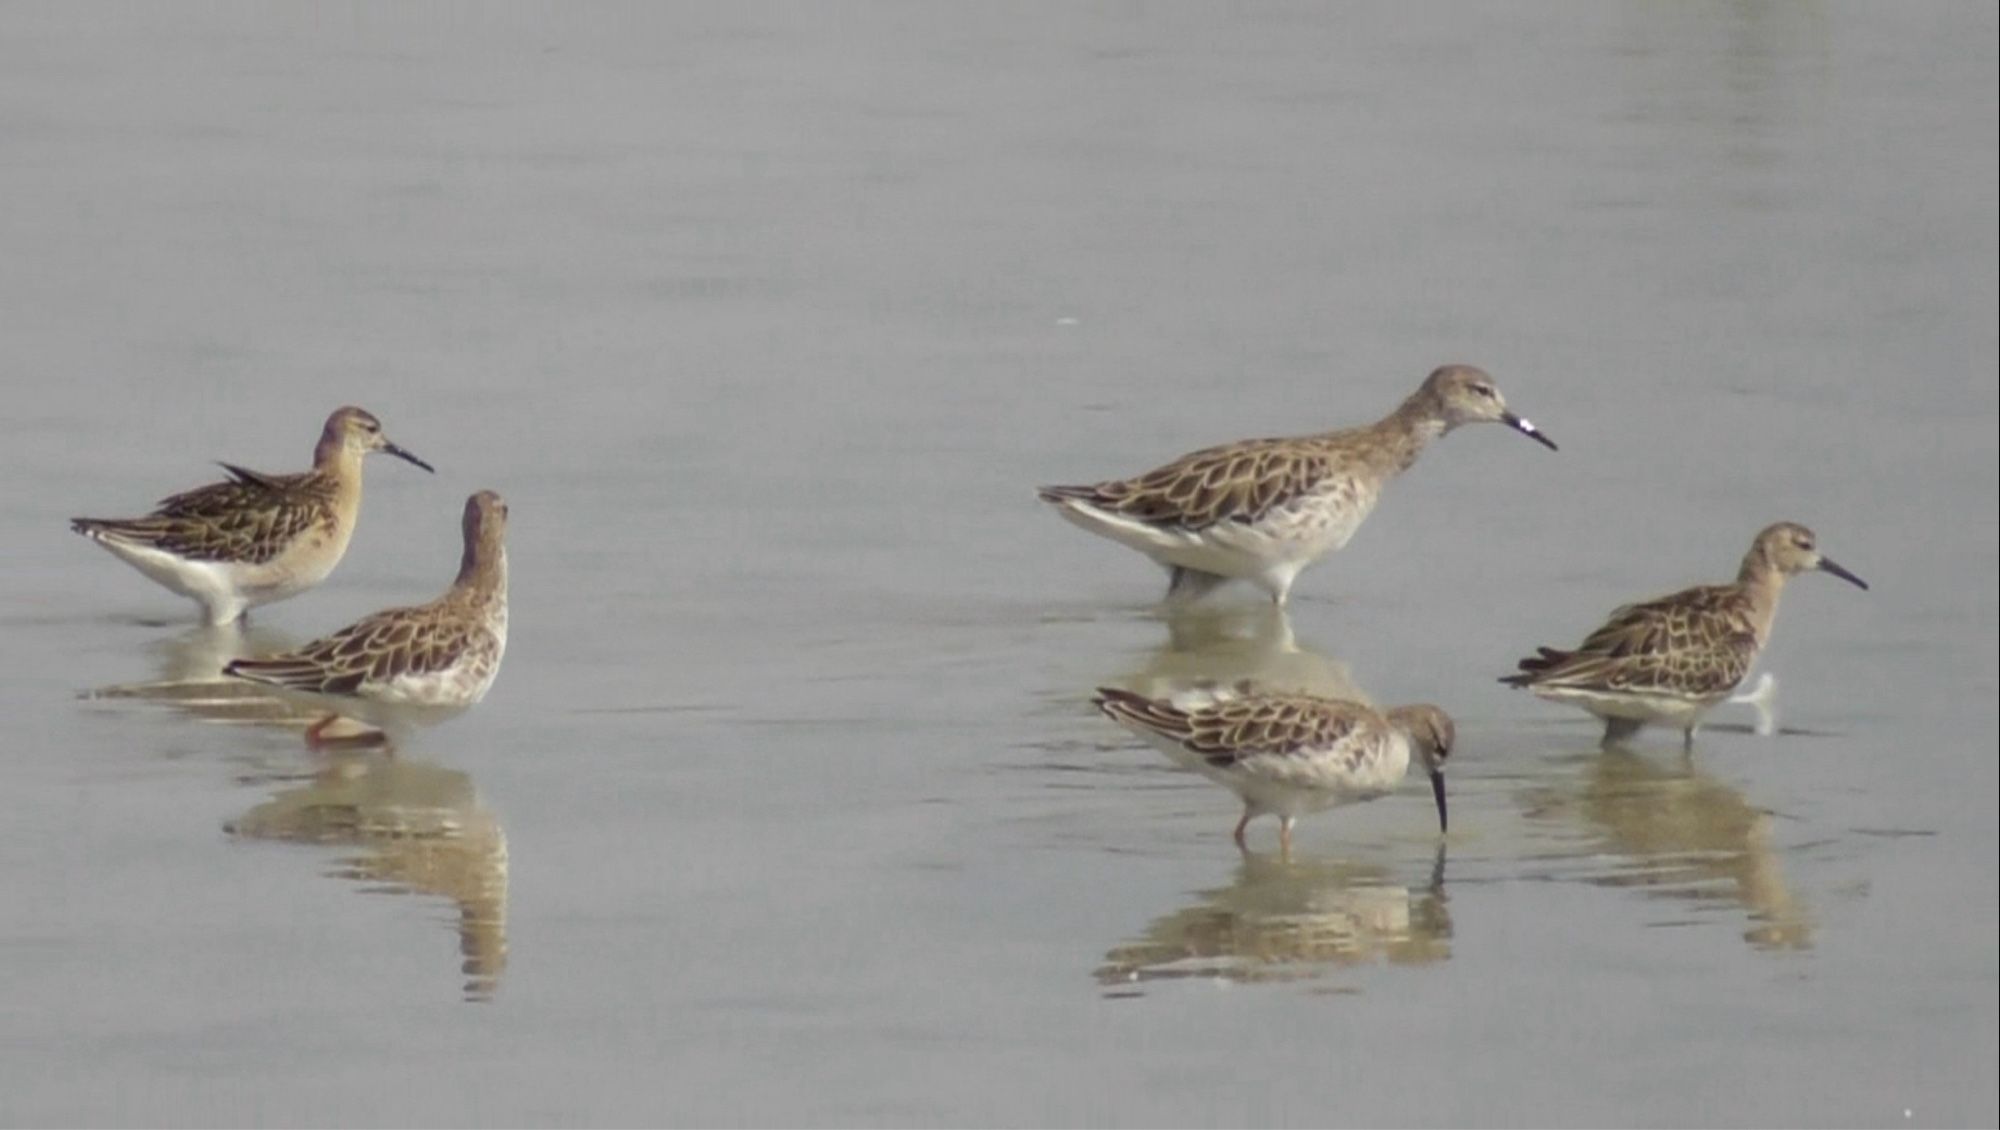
(1502, 411), (1558, 451)
(1430, 769), (1448, 834)
(385, 443), (436, 473)
(1819, 557), (1868, 591)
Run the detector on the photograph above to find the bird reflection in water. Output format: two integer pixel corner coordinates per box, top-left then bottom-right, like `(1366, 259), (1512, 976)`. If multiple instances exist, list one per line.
(1110, 603), (1372, 706)
(79, 623), (314, 727)
(226, 752), (510, 1001)
(1523, 750), (1812, 951)
(1095, 848), (1450, 992)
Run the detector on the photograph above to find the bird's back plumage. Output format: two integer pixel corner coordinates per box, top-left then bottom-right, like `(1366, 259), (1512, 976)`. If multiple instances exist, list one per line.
(1502, 583), (1759, 702)
(1093, 683), (1367, 768)
(73, 463), (334, 565)
(1040, 433), (1361, 533)
(224, 600), (501, 702)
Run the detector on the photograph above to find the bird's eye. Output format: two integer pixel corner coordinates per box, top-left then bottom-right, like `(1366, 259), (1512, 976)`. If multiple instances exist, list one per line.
(1473, 384), (1496, 398)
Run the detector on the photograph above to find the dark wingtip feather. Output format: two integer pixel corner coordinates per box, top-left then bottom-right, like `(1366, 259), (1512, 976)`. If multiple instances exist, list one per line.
(1092, 685), (1149, 713)
(1038, 484), (1097, 505)
(1499, 646), (1569, 686)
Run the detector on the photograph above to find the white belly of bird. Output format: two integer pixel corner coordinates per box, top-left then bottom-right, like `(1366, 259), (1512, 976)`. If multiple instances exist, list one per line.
(1055, 480), (1375, 592)
(104, 542), (248, 611)
(99, 531), (345, 622)
(1143, 728), (1410, 820)
(1535, 685), (1725, 727)
(372, 613), (506, 710)
(375, 663), (491, 709)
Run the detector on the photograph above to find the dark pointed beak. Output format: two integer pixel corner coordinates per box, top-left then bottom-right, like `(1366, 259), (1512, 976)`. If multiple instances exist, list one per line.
(1818, 556), (1868, 591)
(1502, 411), (1558, 451)
(1430, 769), (1448, 834)
(384, 443), (435, 473)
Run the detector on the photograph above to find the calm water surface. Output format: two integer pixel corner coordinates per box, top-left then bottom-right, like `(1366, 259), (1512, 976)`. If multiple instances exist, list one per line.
(2, 4), (1994, 1126)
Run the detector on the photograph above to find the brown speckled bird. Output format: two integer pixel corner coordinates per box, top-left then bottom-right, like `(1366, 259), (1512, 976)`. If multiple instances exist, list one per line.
(1094, 683), (1453, 855)
(1038, 364), (1557, 605)
(224, 491), (509, 748)
(1502, 522), (1868, 747)
(71, 406), (434, 624)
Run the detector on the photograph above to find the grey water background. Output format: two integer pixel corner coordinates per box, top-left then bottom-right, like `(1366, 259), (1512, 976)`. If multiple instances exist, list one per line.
(2, 3), (1995, 1126)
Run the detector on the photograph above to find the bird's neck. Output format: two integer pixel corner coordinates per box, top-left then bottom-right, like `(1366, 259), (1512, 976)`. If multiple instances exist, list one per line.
(452, 544), (508, 607)
(1333, 396), (1448, 476)
(1735, 554), (1789, 644)
(312, 441), (369, 505)
(312, 431), (358, 471)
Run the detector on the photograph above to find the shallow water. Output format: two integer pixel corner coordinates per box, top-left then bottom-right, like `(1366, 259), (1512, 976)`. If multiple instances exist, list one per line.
(2, 3), (1995, 1126)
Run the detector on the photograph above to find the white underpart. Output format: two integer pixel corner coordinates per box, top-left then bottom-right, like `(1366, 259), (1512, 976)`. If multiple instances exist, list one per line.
(1051, 481), (1372, 603)
(86, 530), (340, 625)
(1535, 663), (1771, 735)
(1529, 685), (1721, 729)
(1134, 725), (1412, 823)
(375, 603), (508, 710)
(89, 538), (251, 625)
(377, 665), (486, 708)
